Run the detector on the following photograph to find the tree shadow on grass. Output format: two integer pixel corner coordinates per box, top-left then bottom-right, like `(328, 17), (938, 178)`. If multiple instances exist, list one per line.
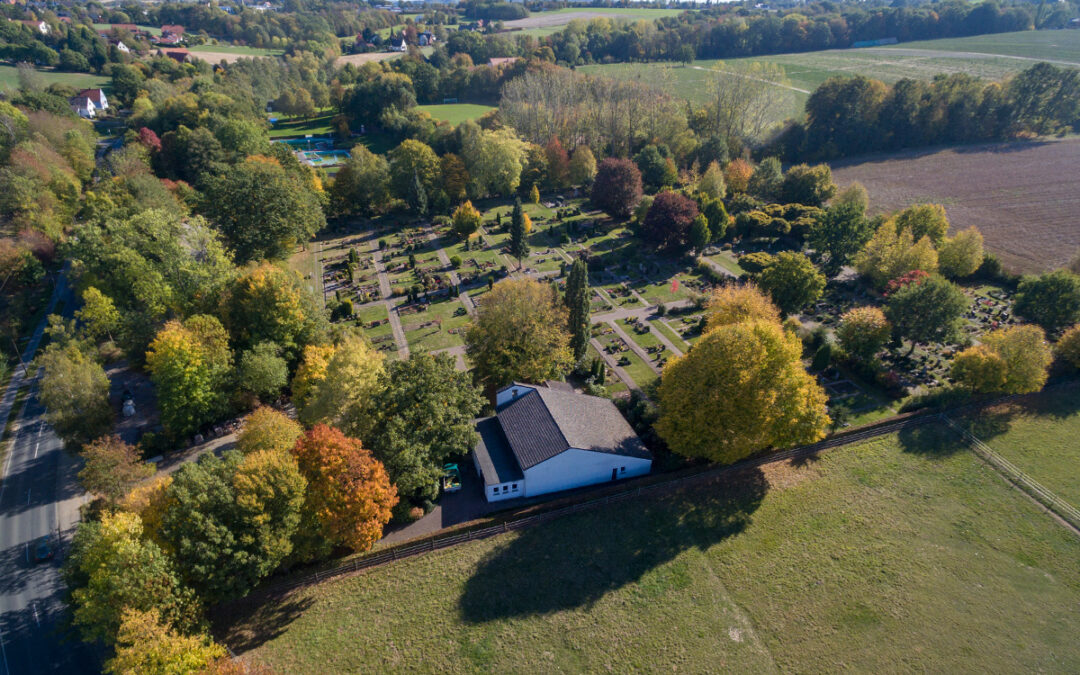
(897, 422), (969, 458)
(457, 466), (768, 624)
(213, 592), (315, 654)
(950, 384), (1080, 445)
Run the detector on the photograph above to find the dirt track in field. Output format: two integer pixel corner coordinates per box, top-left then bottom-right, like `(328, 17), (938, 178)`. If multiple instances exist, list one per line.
(831, 138), (1080, 274)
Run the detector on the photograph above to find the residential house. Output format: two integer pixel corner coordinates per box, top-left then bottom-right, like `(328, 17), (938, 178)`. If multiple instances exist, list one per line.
(418, 31), (436, 46)
(472, 383), (653, 502)
(77, 88), (108, 111)
(157, 48), (193, 63)
(113, 40), (131, 53)
(19, 19), (50, 35)
(69, 96), (96, 119)
(160, 24), (184, 37)
(391, 34), (407, 52)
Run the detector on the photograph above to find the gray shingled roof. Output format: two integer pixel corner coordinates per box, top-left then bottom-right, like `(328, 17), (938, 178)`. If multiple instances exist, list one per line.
(495, 388), (651, 470)
(473, 417), (523, 485)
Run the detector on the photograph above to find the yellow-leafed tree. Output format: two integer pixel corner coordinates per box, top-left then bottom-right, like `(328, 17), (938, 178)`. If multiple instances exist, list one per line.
(952, 324), (1052, 394)
(105, 608), (224, 675)
(705, 284), (780, 332)
(657, 319), (830, 464)
(237, 406), (302, 455)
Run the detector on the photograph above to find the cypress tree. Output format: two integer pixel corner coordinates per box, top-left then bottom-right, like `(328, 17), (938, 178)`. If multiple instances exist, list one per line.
(509, 198), (529, 269)
(565, 258), (591, 362)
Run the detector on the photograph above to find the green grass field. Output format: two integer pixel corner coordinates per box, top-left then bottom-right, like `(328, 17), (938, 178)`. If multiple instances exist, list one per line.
(223, 424), (1080, 673)
(416, 103), (496, 125)
(0, 65), (110, 93)
(580, 30), (1080, 126)
(957, 388), (1080, 508)
(93, 23), (162, 36)
(268, 113), (335, 139)
(188, 44), (284, 57)
(505, 7), (688, 37)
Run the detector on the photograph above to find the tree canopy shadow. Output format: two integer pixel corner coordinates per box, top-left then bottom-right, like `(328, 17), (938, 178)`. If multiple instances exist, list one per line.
(213, 591), (315, 654)
(457, 467), (768, 624)
(897, 422), (969, 457)
(950, 384), (1080, 445)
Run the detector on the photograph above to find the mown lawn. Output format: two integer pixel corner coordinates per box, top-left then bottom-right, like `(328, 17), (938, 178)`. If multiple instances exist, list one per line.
(222, 424), (1080, 673)
(956, 388), (1080, 508)
(188, 43), (284, 56)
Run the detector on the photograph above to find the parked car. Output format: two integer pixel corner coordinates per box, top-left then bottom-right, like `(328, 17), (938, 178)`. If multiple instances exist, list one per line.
(31, 537), (53, 564)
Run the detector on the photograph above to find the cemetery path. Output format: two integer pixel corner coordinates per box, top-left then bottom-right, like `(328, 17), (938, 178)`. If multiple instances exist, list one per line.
(387, 305), (410, 359)
(590, 338), (642, 394)
(648, 321), (685, 358)
(425, 228), (476, 317)
(699, 256), (739, 279)
(592, 298), (691, 324)
(370, 238), (392, 300)
(608, 321), (663, 375)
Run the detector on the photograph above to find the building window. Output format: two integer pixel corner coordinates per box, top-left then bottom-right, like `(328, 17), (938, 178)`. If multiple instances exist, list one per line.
(511, 483), (518, 491)
(502, 485), (509, 493)
(620, 466), (626, 473)
(492, 487), (498, 495)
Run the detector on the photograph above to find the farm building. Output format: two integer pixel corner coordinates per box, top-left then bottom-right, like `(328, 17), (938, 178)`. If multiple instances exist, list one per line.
(69, 96), (96, 119)
(473, 383), (652, 502)
(77, 88), (108, 111)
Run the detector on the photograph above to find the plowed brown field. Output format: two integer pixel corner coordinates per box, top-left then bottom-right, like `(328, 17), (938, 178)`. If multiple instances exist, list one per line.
(831, 139), (1080, 274)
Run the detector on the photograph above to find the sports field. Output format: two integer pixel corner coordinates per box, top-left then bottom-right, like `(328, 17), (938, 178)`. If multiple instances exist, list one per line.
(0, 65), (110, 92)
(580, 30), (1080, 125)
(221, 424), (1080, 673)
(416, 103), (495, 125)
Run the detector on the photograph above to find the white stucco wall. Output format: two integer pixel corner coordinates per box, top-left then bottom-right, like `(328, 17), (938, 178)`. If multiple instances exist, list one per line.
(484, 480), (524, 502)
(522, 448), (651, 498)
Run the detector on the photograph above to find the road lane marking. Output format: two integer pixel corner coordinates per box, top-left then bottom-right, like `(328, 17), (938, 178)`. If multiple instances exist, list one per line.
(26, 489), (30, 505)
(0, 624), (10, 675)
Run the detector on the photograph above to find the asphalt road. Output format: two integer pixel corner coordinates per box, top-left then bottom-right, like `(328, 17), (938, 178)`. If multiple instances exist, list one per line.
(0, 383), (97, 675)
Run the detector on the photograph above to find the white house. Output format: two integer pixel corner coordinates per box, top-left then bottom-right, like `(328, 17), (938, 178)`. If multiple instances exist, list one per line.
(20, 19), (50, 35)
(69, 96), (96, 119)
(114, 40), (130, 53)
(77, 88), (108, 111)
(472, 383), (653, 502)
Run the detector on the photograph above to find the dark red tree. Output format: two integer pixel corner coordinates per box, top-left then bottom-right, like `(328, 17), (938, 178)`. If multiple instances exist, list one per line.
(591, 158), (643, 219)
(642, 191), (700, 251)
(137, 127), (161, 153)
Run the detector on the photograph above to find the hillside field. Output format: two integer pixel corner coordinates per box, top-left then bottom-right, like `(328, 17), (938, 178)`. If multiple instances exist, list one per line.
(579, 30), (1080, 125)
(0, 65), (110, 93)
(831, 138), (1080, 274)
(504, 8), (686, 37)
(220, 422), (1080, 673)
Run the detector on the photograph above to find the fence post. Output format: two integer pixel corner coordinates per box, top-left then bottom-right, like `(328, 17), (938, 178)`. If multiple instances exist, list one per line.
(502, 521), (507, 532)
(430, 538), (435, 552)
(392, 548), (398, 560)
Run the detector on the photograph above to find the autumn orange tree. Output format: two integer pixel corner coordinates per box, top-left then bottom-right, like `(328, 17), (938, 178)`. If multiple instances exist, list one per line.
(292, 425), (397, 553)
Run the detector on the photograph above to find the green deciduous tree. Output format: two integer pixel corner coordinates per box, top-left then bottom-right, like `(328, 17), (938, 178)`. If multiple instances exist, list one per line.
(697, 161), (727, 200)
(854, 219), (939, 288)
(297, 334), (385, 437)
(754, 251), (826, 315)
(64, 511), (199, 645)
(37, 343), (112, 449)
(161, 449), (306, 602)
(219, 262), (329, 362)
(366, 354), (484, 502)
(1014, 269), (1080, 334)
(568, 145), (596, 186)
(836, 306), (891, 361)
(809, 202), (875, 277)
(146, 315), (233, 439)
(465, 278), (573, 389)
(238, 342), (289, 401)
(201, 158), (325, 263)
(1056, 324), (1080, 369)
(938, 226), (984, 279)
(747, 156), (783, 201)
(657, 319), (829, 463)
(78, 435), (155, 507)
(76, 286), (121, 343)
(779, 163), (836, 207)
(329, 145), (390, 217)
(388, 139), (440, 213)
(894, 203), (949, 246)
(885, 275), (968, 354)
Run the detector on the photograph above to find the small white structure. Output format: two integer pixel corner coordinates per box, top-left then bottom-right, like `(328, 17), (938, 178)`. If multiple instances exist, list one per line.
(69, 96), (96, 119)
(20, 20), (50, 35)
(473, 383), (652, 502)
(392, 35), (407, 52)
(77, 88), (108, 111)
(114, 40), (130, 53)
